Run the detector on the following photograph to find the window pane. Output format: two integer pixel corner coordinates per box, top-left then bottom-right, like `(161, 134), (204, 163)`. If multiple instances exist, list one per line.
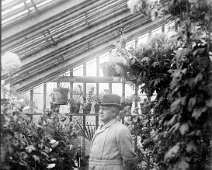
(33, 84), (43, 112)
(152, 27), (162, 36)
(126, 39), (135, 51)
(86, 83), (96, 96)
(99, 83), (109, 95)
(63, 71), (70, 76)
(112, 83), (122, 96)
(46, 82), (57, 109)
(60, 82), (70, 89)
(73, 83), (83, 95)
(165, 21), (175, 33)
(86, 58), (96, 76)
(99, 52), (109, 77)
(137, 33), (149, 47)
(125, 84), (135, 98)
(73, 65), (83, 76)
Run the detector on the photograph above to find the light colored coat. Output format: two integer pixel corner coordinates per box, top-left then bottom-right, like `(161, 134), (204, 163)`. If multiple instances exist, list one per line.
(89, 119), (136, 170)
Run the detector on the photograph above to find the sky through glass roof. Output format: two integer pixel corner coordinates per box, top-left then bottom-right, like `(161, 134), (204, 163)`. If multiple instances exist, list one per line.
(2, 0), (59, 28)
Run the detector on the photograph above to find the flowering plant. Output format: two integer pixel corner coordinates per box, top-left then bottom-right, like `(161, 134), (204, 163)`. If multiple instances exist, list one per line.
(1, 52), (22, 74)
(1, 86), (79, 170)
(127, 0), (167, 21)
(116, 0), (212, 169)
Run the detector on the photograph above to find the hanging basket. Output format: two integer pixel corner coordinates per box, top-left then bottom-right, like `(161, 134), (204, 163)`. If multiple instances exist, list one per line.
(103, 66), (113, 77)
(52, 88), (69, 105)
(100, 62), (116, 77)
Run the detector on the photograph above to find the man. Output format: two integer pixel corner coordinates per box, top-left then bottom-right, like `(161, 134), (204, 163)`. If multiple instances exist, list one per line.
(89, 94), (137, 170)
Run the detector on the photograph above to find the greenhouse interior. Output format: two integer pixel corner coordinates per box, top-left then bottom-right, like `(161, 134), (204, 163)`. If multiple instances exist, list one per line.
(1, 0), (212, 170)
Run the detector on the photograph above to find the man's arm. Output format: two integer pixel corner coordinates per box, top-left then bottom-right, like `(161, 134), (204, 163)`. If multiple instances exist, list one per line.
(117, 125), (138, 170)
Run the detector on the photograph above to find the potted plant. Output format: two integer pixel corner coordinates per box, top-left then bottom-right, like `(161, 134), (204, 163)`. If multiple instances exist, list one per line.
(93, 95), (102, 113)
(52, 88), (69, 105)
(69, 85), (83, 114)
(69, 98), (80, 114)
(100, 62), (118, 77)
(82, 87), (95, 114)
(1, 84), (79, 170)
(52, 79), (69, 105)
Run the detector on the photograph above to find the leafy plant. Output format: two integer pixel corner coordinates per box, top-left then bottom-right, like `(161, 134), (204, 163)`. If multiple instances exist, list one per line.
(1, 88), (79, 170)
(115, 0), (212, 169)
(127, 0), (168, 21)
(99, 62), (118, 77)
(113, 32), (175, 99)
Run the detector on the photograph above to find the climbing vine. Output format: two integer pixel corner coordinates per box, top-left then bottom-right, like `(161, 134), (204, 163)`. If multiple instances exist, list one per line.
(113, 0), (212, 169)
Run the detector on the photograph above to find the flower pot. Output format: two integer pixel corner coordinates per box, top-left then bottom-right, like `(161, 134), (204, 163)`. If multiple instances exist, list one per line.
(70, 103), (80, 114)
(83, 103), (92, 114)
(94, 103), (100, 113)
(52, 88), (69, 105)
(102, 65), (113, 77)
(100, 62), (115, 77)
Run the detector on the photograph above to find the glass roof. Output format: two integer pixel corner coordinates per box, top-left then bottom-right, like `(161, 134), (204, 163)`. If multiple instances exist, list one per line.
(2, 0), (61, 28)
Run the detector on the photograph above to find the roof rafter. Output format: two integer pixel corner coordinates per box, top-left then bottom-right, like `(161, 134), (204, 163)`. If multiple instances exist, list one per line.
(2, 0), (87, 40)
(14, 16), (171, 92)
(2, 0), (171, 93)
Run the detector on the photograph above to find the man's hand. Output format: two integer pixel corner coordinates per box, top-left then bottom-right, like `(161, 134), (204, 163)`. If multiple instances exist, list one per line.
(123, 159), (138, 170)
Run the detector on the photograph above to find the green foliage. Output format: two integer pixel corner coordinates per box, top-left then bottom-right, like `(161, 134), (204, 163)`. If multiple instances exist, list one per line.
(1, 101), (78, 170)
(125, 100), (158, 169)
(157, 37), (212, 170)
(118, 0), (212, 169)
(127, 0), (168, 21)
(114, 33), (175, 99)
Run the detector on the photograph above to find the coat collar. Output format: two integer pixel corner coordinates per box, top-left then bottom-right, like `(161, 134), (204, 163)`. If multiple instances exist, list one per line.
(94, 119), (118, 135)
(101, 119), (117, 129)
(91, 119), (118, 145)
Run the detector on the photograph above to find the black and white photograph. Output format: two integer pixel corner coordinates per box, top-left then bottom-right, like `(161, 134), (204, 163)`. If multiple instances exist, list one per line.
(1, 0), (212, 169)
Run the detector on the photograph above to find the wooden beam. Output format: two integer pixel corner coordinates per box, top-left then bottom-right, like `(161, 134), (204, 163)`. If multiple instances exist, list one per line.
(43, 83), (46, 113)
(162, 24), (165, 32)
(52, 76), (123, 83)
(7, 11), (137, 85)
(15, 16), (171, 92)
(2, 0), (87, 40)
(15, 44), (114, 92)
(109, 83), (112, 94)
(96, 56), (99, 129)
(83, 63), (87, 101)
(3, 0), (128, 61)
(70, 69), (73, 98)
(108, 50), (113, 94)
(30, 89), (33, 120)
(82, 62), (86, 158)
(96, 56), (100, 77)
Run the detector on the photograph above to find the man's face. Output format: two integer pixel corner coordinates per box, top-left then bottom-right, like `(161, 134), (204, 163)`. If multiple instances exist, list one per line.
(99, 106), (117, 124)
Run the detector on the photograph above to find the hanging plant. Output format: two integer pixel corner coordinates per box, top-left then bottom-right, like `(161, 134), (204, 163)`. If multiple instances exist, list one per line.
(51, 77), (69, 105)
(127, 0), (167, 21)
(113, 33), (175, 99)
(52, 87), (69, 105)
(99, 62), (118, 77)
